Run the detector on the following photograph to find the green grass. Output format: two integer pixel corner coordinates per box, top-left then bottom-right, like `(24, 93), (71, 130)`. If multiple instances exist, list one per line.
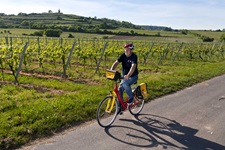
(1, 59), (225, 149)
(0, 28), (112, 39)
(190, 30), (224, 42)
(0, 28), (40, 36)
(1, 28), (221, 42)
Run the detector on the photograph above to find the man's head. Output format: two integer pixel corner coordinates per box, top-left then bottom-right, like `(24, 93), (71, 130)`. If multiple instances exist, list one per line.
(124, 43), (134, 57)
(124, 43), (134, 50)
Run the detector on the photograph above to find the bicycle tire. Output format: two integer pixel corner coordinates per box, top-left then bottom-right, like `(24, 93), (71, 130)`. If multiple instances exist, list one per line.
(129, 97), (144, 115)
(96, 96), (118, 127)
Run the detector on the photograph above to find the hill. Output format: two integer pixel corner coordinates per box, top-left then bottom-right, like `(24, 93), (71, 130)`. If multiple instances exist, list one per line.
(0, 12), (172, 34)
(0, 12), (139, 30)
(1, 12), (224, 42)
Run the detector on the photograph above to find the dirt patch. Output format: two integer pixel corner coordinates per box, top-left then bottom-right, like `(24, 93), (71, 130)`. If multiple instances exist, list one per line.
(1, 69), (101, 94)
(2, 69), (100, 85)
(0, 80), (66, 94)
(108, 35), (134, 40)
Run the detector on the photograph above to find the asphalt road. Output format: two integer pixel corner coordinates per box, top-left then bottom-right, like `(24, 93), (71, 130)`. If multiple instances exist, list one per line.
(20, 75), (225, 150)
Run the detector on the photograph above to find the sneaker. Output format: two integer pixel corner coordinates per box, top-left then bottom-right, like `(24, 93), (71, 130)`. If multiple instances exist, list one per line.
(127, 98), (134, 105)
(127, 98), (134, 109)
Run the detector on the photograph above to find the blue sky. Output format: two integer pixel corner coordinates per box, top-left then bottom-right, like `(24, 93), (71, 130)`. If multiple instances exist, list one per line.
(1, 0), (225, 30)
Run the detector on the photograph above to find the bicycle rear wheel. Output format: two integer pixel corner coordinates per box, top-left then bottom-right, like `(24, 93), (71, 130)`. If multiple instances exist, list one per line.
(96, 96), (118, 127)
(129, 97), (144, 115)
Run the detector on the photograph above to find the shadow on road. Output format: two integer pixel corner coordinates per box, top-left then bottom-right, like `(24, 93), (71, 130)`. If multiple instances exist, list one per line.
(104, 114), (225, 150)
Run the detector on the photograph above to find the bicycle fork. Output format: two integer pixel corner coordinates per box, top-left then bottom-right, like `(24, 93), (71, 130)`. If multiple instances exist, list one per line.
(105, 91), (117, 113)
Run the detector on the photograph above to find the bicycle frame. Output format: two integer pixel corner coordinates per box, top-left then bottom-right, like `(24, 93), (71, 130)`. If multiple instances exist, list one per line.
(113, 80), (141, 108)
(113, 80), (128, 109)
(105, 79), (141, 113)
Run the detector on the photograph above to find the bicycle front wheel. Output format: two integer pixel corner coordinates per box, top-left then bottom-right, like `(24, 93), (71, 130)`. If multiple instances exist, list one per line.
(96, 96), (118, 127)
(129, 97), (144, 115)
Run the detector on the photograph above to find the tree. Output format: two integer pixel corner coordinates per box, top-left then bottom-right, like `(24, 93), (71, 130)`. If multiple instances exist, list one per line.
(21, 20), (30, 26)
(31, 30), (44, 36)
(68, 33), (74, 38)
(130, 30), (134, 35)
(18, 12), (27, 16)
(31, 23), (46, 29)
(57, 16), (62, 20)
(201, 35), (214, 42)
(164, 27), (173, 31)
(0, 20), (5, 27)
(181, 30), (188, 35)
(44, 29), (62, 37)
(93, 26), (100, 33)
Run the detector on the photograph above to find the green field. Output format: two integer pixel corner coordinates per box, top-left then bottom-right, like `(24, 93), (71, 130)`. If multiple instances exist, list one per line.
(1, 27), (225, 149)
(2, 59), (225, 149)
(0, 28), (113, 39)
(1, 27), (223, 43)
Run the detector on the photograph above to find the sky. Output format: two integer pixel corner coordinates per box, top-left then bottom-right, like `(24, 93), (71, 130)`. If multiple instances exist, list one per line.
(0, 0), (225, 30)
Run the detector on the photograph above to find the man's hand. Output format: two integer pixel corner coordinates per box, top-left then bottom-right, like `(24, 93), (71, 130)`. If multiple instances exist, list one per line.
(124, 74), (130, 80)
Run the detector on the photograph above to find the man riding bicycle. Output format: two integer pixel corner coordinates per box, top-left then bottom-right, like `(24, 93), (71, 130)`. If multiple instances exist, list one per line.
(110, 43), (138, 111)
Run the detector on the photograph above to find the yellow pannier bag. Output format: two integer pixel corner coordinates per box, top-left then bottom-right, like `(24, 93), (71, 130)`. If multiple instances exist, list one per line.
(139, 83), (148, 98)
(106, 70), (121, 81)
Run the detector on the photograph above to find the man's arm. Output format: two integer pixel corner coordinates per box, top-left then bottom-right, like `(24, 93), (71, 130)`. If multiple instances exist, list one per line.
(124, 63), (136, 79)
(110, 60), (119, 70)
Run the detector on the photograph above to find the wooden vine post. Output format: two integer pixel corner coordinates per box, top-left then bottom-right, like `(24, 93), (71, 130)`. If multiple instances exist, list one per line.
(95, 41), (108, 73)
(14, 42), (28, 84)
(143, 42), (154, 65)
(62, 42), (76, 78)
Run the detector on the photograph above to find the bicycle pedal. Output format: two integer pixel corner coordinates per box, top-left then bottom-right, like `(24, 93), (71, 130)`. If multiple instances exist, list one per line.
(117, 108), (124, 115)
(127, 103), (132, 109)
(117, 110), (123, 115)
(128, 104), (135, 109)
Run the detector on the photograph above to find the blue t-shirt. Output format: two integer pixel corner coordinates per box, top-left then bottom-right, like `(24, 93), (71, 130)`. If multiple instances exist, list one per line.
(117, 53), (138, 77)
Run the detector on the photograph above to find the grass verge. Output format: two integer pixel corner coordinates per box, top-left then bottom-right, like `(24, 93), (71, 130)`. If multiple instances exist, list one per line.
(1, 60), (225, 149)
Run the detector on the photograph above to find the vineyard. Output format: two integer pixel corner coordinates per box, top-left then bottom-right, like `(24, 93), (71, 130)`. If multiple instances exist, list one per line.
(1, 36), (225, 149)
(0, 36), (224, 84)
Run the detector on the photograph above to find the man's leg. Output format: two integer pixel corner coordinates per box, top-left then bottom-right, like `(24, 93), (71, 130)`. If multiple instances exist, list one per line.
(120, 75), (138, 104)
